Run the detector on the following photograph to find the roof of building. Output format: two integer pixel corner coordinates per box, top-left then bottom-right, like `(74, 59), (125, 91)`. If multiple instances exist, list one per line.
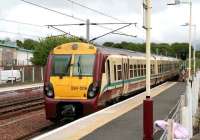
(0, 42), (17, 49)
(17, 48), (33, 53)
(0, 41), (33, 53)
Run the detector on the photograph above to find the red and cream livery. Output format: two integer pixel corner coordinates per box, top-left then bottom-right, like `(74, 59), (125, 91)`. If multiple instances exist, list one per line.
(44, 42), (180, 121)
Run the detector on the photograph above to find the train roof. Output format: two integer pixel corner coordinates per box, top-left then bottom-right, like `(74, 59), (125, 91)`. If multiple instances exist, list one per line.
(96, 44), (179, 61)
(53, 42), (179, 61)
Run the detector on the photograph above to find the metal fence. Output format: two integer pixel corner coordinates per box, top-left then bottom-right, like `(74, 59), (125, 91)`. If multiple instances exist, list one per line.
(158, 98), (182, 140)
(0, 65), (44, 86)
(157, 71), (200, 140)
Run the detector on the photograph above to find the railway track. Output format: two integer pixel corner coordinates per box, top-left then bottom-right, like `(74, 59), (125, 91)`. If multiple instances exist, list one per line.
(0, 96), (44, 119)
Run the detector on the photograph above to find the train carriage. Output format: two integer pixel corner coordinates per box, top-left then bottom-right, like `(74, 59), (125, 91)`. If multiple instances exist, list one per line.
(44, 42), (180, 121)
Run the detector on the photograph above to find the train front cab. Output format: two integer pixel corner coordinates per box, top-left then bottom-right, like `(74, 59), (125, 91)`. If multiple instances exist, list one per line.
(44, 43), (100, 121)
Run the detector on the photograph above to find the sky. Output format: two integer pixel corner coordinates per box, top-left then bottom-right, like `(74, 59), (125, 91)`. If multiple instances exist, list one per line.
(0, 0), (200, 48)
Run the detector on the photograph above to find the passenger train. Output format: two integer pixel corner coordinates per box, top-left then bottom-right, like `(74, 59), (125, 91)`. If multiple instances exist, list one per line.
(43, 42), (180, 121)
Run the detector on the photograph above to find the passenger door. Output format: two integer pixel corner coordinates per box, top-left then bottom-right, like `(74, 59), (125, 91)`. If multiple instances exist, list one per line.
(122, 57), (129, 95)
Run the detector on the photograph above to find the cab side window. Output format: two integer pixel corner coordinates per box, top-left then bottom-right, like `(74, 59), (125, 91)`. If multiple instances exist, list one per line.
(117, 65), (122, 80)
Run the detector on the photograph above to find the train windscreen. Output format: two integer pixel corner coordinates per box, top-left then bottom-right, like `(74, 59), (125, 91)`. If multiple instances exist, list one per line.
(73, 54), (95, 76)
(51, 55), (71, 76)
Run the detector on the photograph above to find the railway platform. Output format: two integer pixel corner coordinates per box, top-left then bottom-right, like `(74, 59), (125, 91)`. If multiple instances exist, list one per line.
(81, 82), (185, 140)
(0, 83), (43, 93)
(33, 82), (186, 140)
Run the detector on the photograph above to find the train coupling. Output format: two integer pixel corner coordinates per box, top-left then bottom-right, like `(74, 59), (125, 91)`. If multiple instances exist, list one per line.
(61, 105), (76, 117)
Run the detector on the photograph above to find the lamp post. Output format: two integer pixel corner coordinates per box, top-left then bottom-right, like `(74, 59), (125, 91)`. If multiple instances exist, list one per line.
(168, 0), (193, 138)
(168, 0), (192, 80)
(181, 23), (197, 75)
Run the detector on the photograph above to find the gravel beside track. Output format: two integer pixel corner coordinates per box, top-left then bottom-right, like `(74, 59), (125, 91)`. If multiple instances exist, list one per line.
(0, 88), (44, 120)
(0, 87), (72, 140)
(0, 109), (53, 140)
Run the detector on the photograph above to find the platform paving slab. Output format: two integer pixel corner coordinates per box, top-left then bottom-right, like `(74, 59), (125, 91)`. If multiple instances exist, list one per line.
(81, 82), (186, 140)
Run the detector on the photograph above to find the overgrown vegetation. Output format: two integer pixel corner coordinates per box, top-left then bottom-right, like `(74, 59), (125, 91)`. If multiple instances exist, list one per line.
(16, 39), (39, 50)
(32, 36), (80, 65)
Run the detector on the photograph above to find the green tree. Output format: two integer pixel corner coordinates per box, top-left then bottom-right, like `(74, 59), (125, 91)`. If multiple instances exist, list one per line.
(16, 40), (23, 47)
(22, 39), (39, 50)
(171, 43), (189, 59)
(103, 42), (114, 47)
(17, 39), (39, 50)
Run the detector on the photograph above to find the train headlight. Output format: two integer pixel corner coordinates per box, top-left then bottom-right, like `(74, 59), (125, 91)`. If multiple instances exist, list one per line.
(88, 91), (95, 98)
(44, 83), (54, 98)
(87, 84), (98, 99)
(47, 90), (54, 97)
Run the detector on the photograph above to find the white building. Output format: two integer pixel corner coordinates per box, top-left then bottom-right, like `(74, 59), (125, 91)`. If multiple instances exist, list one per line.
(0, 41), (33, 66)
(16, 48), (33, 65)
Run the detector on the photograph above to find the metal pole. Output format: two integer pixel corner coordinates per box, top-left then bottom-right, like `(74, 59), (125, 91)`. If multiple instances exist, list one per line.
(22, 67), (24, 83)
(143, 0), (153, 140)
(193, 25), (196, 75)
(86, 19), (90, 42)
(41, 67), (43, 82)
(146, 0), (151, 97)
(188, 1), (192, 80)
(11, 66), (13, 84)
(32, 66), (35, 83)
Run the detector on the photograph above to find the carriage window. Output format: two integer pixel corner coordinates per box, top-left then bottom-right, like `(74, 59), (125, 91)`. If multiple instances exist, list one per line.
(151, 64), (153, 74)
(129, 65), (133, 78)
(164, 64), (166, 72)
(138, 65), (141, 76)
(144, 65), (146, 75)
(114, 64), (117, 81)
(159, 64), (161, 73)
(141, 65), (144, 76)
(117, 65), (122, 80)
(158, 64), (161, 73)
(160, 64), (162, 73)
(134, 65), (137, 77)
(153, 64), (155, 74)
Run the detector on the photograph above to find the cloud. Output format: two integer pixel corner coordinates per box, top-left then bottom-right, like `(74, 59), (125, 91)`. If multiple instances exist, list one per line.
(0, 0), (199, 49)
